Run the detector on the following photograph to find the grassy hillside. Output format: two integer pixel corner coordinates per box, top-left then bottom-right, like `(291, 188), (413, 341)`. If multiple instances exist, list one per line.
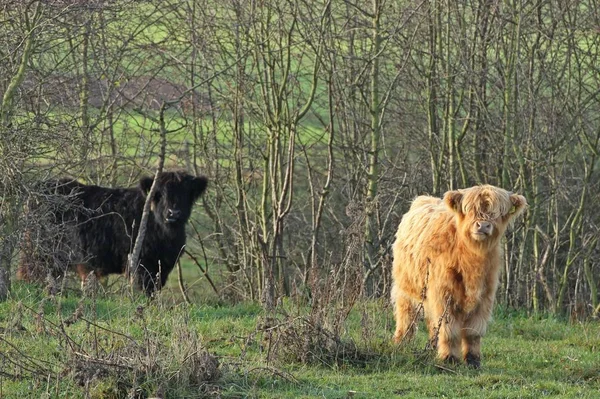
(1, 278), (598, 398)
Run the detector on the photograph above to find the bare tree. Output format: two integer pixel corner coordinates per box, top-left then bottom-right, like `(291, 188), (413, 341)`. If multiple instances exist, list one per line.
(1, 0), (599, 315)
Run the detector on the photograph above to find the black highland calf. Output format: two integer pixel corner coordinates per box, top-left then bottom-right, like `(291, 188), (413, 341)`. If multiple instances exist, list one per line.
(18, 171), (208, 295)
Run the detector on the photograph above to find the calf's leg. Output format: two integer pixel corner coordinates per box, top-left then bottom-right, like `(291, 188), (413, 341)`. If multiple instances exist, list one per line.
(426, 300), (461, 363)
(392, 290), (418, 343)
(461, 305), (491, 368)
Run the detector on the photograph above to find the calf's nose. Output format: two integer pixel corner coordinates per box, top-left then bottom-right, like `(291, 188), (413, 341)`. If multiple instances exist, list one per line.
(167, 209), (182, 218)
(476, 221), (492, 234)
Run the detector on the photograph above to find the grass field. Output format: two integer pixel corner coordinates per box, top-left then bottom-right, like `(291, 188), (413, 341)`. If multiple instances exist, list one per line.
(1, 268), (599, 398)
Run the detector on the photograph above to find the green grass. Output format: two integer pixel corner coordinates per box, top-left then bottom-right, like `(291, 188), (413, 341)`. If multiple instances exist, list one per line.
(1, 277), (599, 398)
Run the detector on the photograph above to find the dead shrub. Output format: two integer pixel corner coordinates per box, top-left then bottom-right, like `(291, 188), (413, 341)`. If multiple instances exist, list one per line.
(65, 344), (220, 398)
(62, 324), (221, 398)
(2, 300), (221, 398)
(260, 314), (377, 368)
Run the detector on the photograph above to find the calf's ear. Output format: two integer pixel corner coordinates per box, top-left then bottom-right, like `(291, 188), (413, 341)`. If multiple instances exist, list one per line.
(508, 193), (527, 219)
(444, 190), (464, 214)
(139, 176), (154, 195)
(189, 175), (208, 201)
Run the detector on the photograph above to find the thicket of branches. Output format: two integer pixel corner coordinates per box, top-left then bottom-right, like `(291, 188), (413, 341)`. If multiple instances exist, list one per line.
(1, 0), (599, 316)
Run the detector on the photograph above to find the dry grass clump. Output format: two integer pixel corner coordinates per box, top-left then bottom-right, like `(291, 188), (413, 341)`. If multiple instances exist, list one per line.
(1, 294), (221, 398)
(63, 311), (221, 398)
(65, 343), (220, 398)
(260, 314), (376, 368)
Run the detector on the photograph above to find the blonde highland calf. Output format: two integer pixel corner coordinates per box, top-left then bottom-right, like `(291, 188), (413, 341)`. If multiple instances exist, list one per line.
(391, 185), (527, 368)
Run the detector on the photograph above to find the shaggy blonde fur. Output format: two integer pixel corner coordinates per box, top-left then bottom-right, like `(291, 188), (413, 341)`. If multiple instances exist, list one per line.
(391, 185), (527, 367)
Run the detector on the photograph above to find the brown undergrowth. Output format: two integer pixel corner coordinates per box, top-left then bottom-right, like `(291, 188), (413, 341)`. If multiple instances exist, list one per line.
(1, 285), (221, 398)
(254, 239), (381, 369)
(258, 313), (378, 368)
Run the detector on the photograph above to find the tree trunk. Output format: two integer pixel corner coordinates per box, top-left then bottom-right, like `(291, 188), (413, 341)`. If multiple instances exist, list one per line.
(363, 0), (382, 297)
(0, 240), (14, 301)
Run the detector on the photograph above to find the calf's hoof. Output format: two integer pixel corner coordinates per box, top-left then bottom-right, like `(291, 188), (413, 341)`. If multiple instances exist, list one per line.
(465, 352), (481, 369)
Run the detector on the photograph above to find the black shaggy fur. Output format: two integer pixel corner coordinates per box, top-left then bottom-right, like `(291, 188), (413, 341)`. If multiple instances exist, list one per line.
(18, 171), (208, 295)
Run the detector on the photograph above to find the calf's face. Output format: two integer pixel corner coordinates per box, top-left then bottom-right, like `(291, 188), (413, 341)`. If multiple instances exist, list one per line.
(444, 185), (527, 245)
(140, 172), (208, 227)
